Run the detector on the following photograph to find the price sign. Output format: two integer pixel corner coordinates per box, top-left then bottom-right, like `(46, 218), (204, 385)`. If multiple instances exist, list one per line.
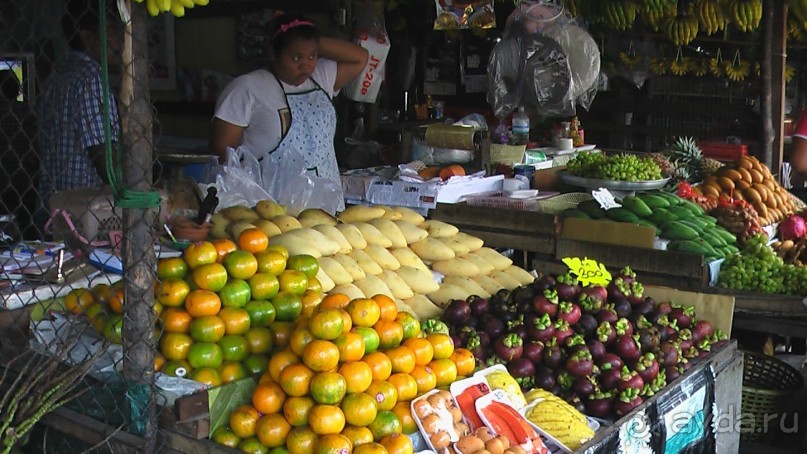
(591, 188), (621, 210)
(561, 256), (612, 286)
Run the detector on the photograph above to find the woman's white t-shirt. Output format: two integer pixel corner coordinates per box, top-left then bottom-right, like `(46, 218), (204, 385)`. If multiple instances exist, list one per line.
(213, 59), (338, 158)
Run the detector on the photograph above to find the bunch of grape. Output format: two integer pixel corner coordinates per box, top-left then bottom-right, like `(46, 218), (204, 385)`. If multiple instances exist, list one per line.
(566, 152), (663, 181)
(718, 234), (793, 294)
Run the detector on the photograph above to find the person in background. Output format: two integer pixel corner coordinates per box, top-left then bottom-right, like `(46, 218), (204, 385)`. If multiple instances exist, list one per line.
(211, 13), (368, 209)
(789, 110), (807, 200)
(36, 0), (122, 204)
(0, 70), (39, 239)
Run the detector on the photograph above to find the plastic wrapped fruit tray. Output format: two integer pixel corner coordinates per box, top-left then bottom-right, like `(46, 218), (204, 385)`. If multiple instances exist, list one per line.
(463, 191), (559, 211)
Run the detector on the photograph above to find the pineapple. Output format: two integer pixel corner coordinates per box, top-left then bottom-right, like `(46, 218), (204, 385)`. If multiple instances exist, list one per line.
(666, 136), (704, 182)
(699, 157), (724, 176)
(648, 152), (675, 177)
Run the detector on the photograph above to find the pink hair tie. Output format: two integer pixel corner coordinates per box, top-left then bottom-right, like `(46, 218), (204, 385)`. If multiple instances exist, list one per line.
(274, 19), (316, 37)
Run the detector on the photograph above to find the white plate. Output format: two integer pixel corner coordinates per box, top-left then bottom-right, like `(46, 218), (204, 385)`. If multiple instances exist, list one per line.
(510, 190), (540, 199)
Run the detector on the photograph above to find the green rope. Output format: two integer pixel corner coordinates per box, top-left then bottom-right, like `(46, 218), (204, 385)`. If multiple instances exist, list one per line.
(99, 0), (161, 209)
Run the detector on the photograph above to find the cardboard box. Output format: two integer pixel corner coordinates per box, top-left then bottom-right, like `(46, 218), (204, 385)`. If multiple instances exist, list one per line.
(534, 166), (566, 191)
(644, 285), (735, 334)
(346, 174), (504, 210)
(562, 218), (657, 249)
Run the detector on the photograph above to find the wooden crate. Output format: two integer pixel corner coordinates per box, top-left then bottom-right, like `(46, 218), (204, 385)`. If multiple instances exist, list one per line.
(429, 203), (559, 256)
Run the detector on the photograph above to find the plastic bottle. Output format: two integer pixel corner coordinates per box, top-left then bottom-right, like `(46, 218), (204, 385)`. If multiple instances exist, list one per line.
(511, 107), (530, 145)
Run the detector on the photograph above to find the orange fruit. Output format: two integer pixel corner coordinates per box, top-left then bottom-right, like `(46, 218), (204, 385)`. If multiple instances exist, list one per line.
(287, 426), (318, 454)
(308, 404), (346, 435)
(280, 362), (315, 397)
(367, 410), (402, 441)
(310, 371), (347, 405)
(153, 353), (166, 373)
(211, 426), (241, 448)
(279, 270), (309, 296)
(301, 289), (323, 316)
(219, 361), (248, 383)
(211, 238), (238, 263)
(314, 433), (352, 454)
(244, 299), (276, 327)
(352, 326), (380, 354)
(284, 396), (316, 427)
(237, 437), (268, 454)
(333, 332), (365, 363)
(353, 442), (387, 454)
(160, 332), (193, 360)
(255, 250), (287, 276)
(337, 309), (353, 336)
(218, 335), (250, 362)
(192, 263), (228, 292)
(429, 358), (458, 388)
(387, 373), (418, 402)
(380, 433), (413, 454)
(185, 289), (221, 317)
(386, 346), (416, 374)
(224, 250), (259, 280)
(372, 294), (398, 321)
(302, 339), (340, 372)
(338, 361), (373, 394)
(252, 382), (286, 414)
(163, 359), (192, 378)
(188, 342), (224, 369)
(244, 326), (274, 354)
(90, 283), (113, 305)
(258, 372), (275, 385)
(309, 309), (344, 341)
(365, 380), (397, 411)
(289, 327), (316, 357)
(102, 315), (124, 343)
(265, 244), (289, 259)
(249, 273), (280, 300)
(155, 279), (190, 308)
(268, 348), (300, 382)
(219, 278), (252, 308)
(270, 321), (295, 349)
(403, 337), (434, 367)
(450, 347), (476, 377)
(255, 413), (291, 448)
(342, 426), (374, 448)
(346, 298), (381, 328)
(189, 315), (226, 343)
(238, 228), (269, 254)
(287, 254), (320, 279)
(160, 308), (193, 334)
(373, 320), (404, 350)
(188, 367), (222, 387)
(107, 289), (125, 314)
(157, 256), (189, 279)
(341, 392), (378, 426)
(244, 353), (269, 375)
(320, 293), (351, 310)
(218, 307), (252, 335)
(362, 351), (392, 381)
(306, 277), (323, 294)
(272, 291), (303, 322)
(426, 333), (454, 360)
(395, 312), (420, 340)
(391, 402), (417, 434)
(409, 365), (437, 395)
(184, 241), (218, 269)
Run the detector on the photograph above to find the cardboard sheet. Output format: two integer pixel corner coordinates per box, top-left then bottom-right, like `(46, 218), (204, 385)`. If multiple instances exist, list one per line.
(644, 285), (735, 335)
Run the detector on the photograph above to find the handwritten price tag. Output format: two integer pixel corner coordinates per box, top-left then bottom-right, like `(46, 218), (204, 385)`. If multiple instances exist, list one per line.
(561, 256), (612, 286)
(591, 188), (621, 210)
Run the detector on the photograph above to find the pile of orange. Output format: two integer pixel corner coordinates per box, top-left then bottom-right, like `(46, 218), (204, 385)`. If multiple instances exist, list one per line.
(211, 291), (476, 453)
(65, 281), (126, 344)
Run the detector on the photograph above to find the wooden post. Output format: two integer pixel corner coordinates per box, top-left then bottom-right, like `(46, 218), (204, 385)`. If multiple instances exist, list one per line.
(761, 0), (774, 169)
(771, 2), (788, 177)
(119, 1), (157, 451)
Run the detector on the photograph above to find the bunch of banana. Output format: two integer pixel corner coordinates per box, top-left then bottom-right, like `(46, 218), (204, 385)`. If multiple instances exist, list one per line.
(724, 51), (751, 81)
(618, 51), (643, 68)
(604, 0), (638, 31)
(729, 0), (762, 32)
(670, 52), (691, 76)
(641, 1), (677, 31)
(708, 49), (724, 77)
(789, 0), (807, 28)
(695, 0), (728, 35)
(690, 57), (709, 76)
(135, 0), (208, 17)
(788, 16), (803, 40)
(524, 393), (595, 450)
(649, 57), (669, 75)
(786, 63), (796, 82)
(664, 11), (700, 46)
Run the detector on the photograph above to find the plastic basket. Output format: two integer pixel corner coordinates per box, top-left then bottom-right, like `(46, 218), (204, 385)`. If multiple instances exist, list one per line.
(464, 191), (539, 211)
(536, 192), (594, 214)
(740, 351), (804, 441)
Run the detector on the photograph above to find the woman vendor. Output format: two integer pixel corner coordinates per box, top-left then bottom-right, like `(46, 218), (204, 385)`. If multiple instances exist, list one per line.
(211, 14), (368, 210)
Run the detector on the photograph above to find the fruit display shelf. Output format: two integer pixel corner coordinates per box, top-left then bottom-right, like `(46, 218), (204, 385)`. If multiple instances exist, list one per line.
(558, 172), (671, 193)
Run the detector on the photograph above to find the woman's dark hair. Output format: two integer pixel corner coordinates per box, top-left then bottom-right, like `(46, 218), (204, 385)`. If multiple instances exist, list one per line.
(269, 13), (319, 57)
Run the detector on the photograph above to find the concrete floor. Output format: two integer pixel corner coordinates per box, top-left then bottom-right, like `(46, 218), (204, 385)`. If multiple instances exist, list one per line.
(739, 354), (806, 453)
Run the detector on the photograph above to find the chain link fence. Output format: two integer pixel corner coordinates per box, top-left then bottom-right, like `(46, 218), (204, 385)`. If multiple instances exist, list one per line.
(0, 0), (178, 452)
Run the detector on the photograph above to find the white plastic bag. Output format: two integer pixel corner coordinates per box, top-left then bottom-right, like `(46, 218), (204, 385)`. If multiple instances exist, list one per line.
(260, 148), (344, 216)
(344, 1), (390, 103)
(212, 147), (274, 208)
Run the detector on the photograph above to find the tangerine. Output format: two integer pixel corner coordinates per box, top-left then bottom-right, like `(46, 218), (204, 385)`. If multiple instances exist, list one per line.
(428, 358), (458, 388)
(218, 335), (250, 362)
(157, 256), (189, 279)
(184, 241), (218, 269)
(333, 332), (365, 363)
(163, 359), (192, 378)
(362, 351), (392, 381)
(403, 337), (434, 366)
(188, 367), (222, 387)
(286, 426), (318, 454)
(218, 307), (252, 335)
(391, 402), (417, 435)
(255, 250), (287, 275)
(279, 362), (315, 397)
(255, 413), (291, 448)
(189, 315), (226, 343)
(269, 321), (295, 348)
(352, 442), (387, 454)
(283, 396), (315, 427)
(238, 228), (269, 254)
(185, 289), (221, 317)
(352, 326), (380, 354)
(338, 361), (373, 394)
(219, 278), (252, 308)
(268, 348), (300, 382)
(211, 426), (241, 448)
(371, 294), (398, 321)
(450, 347), (476, 377)
(367, 410), (402, 441)
(386, 346), (416, 374)
(309, 309), (344, 340)
(426, 333), (454, 360)
(219, 361), (249, 383)
(302, 339), (340, 372)
(237, 437), (268, 454)
(365, 380), (397, 411)
(373, 319), (404, 350)
(155, 279), (190, 308)
(409, 365), (437, 395)
(387, 373), (418, 402)
(108, 289), (125, 314)
(191, 263), (228, 292)
(319, 293), (351, 310)
(243, 299), (276, 327)
(278, 269), (309, 296)
(160, 308), (193, 334)
(346, 298), (381, 327)
(341, 426), (374, 448)
(211, 238), (238, 263)
(314, 433), (352, 454)
(272, 291), (303, 322)
(188, 342), (224, 369)
(308, 404), (346, 435)
(244, 353), (269, 375)
(286, 254), (320, 279)
(160, 332), (193, 360)
(249, 273), (280, 300)
(224, 250), (259, 280)
(252, 381), (286, 414)
(289, 327), (316, 357)
(340, 392), (378, 427)
(244, 326), (274, 354)
(394, 312), (420, 340)
(310, 371), (347, 405)
(300, 289), (323, 317)
(380, 433), (413, 454)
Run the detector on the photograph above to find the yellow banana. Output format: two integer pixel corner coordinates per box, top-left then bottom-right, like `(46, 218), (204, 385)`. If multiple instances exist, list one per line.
(169, 0), (185, 17)
(177, 0), (194, 8)
(145, 0), (161, 16)
(193, 0), (209, 5)
(157, 0), (171, 12)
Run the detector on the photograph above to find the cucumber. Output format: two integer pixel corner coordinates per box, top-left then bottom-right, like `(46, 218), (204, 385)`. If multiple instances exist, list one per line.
(563, 209), (591, 219)
(621, 196), (653, 218)
(605, 207), (641, 222)
(577, 200), (606, 219)
(679, 199), (706, 217)
(668, 206), (695, 219)
(648, 208), (678, 225)
(638, 193), (671, 209)
(660, 221), (700, 241)
(634, 219), (661, 235)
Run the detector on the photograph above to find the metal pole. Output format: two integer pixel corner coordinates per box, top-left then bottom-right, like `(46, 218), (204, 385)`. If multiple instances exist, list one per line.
(761, 0), (774, 169)
(120, 1), (157, 450)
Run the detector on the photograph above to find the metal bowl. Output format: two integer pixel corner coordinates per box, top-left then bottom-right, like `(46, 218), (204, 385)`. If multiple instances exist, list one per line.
(558, 171), (670, 191)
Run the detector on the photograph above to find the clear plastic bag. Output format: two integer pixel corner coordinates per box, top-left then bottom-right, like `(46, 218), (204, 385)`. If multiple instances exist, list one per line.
(212, 147), (274, 208)
(260, 148), (344, 216)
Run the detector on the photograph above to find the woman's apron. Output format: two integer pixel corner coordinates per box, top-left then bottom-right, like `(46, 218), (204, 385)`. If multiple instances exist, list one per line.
(263, 75), (344, 212)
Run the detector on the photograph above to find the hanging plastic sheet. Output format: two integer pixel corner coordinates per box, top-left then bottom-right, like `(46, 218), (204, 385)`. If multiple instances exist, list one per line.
(433, 0), (496, 30)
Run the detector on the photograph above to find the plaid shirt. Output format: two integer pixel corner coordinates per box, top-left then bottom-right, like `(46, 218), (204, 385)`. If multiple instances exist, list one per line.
(37, 50), (119, 201)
